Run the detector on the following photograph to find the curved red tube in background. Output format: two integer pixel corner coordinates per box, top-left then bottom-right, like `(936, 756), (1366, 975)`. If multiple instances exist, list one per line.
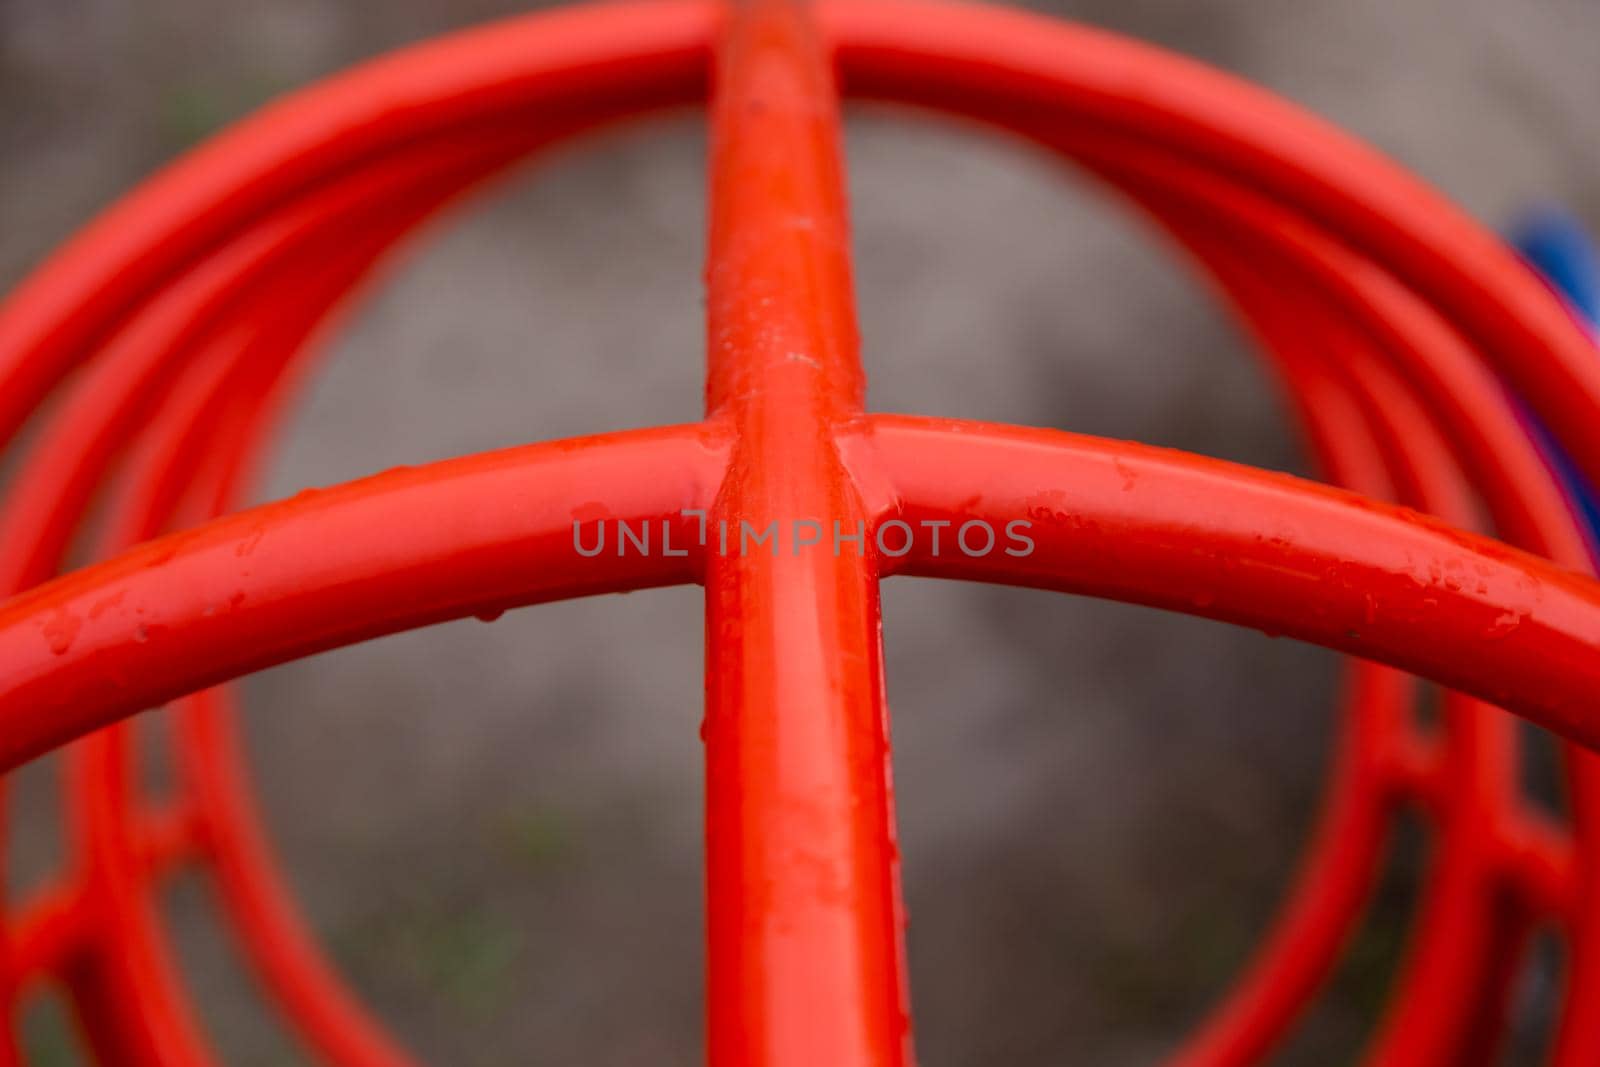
(0, 2), (1597, 1066)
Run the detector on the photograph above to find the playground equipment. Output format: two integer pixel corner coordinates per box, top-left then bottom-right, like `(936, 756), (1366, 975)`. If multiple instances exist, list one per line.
(1, 0), (1599, 1062)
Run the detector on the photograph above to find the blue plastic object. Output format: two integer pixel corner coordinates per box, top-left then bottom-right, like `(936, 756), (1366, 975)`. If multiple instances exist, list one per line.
(1511, 206), (1600, 560)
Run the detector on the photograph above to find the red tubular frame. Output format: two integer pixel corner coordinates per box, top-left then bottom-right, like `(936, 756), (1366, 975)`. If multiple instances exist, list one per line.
(0, 1), (1599, 1064)
(870, 417), (1600, 736)
(701, 6), (908, 1064)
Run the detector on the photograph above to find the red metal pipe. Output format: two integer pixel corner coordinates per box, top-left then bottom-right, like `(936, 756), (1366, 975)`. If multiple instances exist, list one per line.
(871, 417), (1600, 746)
(0, 425), (722, 772)
(701, 4), (908, 1064)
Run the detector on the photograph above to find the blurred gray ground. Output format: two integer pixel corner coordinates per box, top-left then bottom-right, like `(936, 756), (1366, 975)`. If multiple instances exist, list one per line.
(2, 0), (1598, 1064)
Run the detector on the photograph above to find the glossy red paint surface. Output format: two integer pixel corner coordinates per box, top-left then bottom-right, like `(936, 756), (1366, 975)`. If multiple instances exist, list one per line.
(0, 427), (720, 772)
(873, 416), (1600, 743)
(700, 4), (908, 1066)
(0, 1), (1596, 1065)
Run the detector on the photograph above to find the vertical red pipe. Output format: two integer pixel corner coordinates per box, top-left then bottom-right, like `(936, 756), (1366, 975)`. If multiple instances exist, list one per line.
(702, 2), (910, 1065)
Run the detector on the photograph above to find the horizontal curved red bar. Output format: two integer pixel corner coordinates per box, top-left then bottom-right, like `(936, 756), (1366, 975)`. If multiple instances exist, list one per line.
(867, 416), (1600, 746)
(4, 412), (1598, 776)
(0, 424), (724, 772)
